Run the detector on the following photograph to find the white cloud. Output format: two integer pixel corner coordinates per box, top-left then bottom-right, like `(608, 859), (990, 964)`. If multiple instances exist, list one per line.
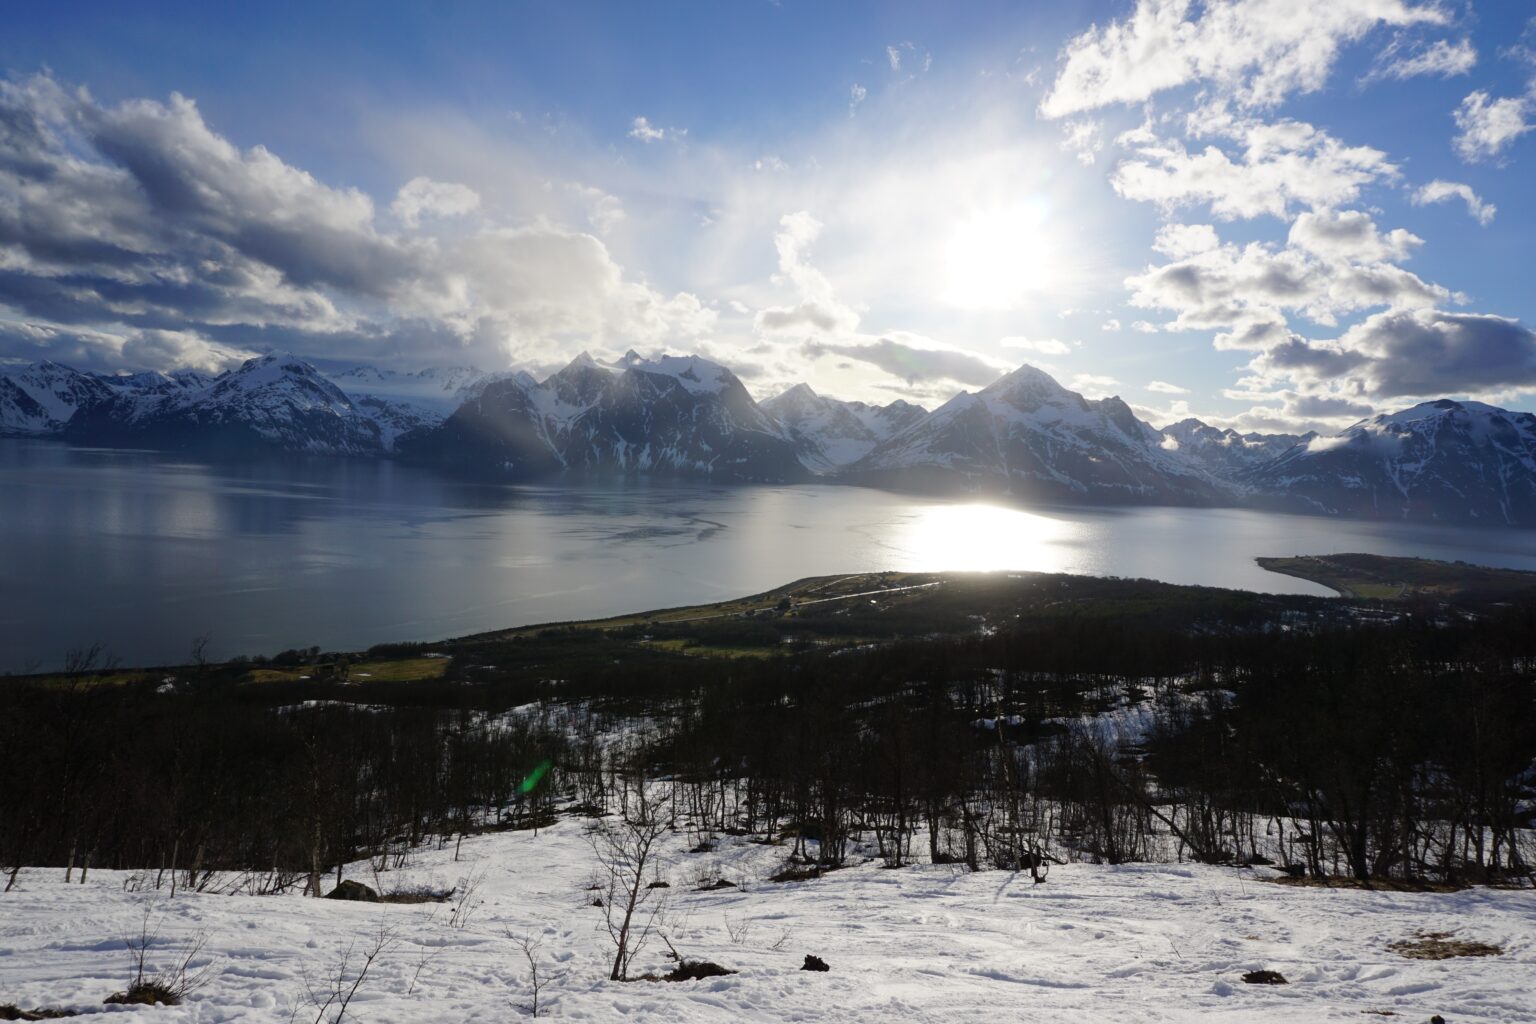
(753, 212), (861, 336)
(887, 46), (903, 71)
(1113, 117), (1399, 219)
(1060, 119), (1104, 165)
(1131, 320), (1160, 333)
(1362, 37), (1476, 83)
(391, 176), (481, 228)
(1411, 179), (1496, 225)
(1287, 208), (1421, 263)
(1070, 373), (1119, 398)
(1453, 90), (1533, 162)
(1040, 0), (1445, 118)
(627, 116), (686, 143)
(120, 328), (254, 373)
(1128, 218), (1450, 347)
(1146, 380), (1189, 394)
(1152, 223), (1221, 258)
(1101, 318), (1121, 331)
(1000, 336), (1072, 355)
(849, 83), (868, 116)
(0, 73), (713, 372)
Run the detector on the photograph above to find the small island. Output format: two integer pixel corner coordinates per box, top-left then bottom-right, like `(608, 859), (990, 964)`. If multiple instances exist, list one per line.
(1257, 552), (1536, 601)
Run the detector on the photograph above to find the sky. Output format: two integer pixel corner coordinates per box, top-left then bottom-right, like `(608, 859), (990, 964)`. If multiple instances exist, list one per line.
(2, 0), (1535, 433)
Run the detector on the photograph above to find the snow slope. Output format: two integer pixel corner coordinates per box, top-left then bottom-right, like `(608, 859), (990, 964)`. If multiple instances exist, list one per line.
(1247, 399), (1536, 526)
(402, 352), (806, 482)
(762, 383), (928, 471)
(1, 817), (1530, 1022)
(1159, 418), (1312, 477)
(849, 365), (1224, 505)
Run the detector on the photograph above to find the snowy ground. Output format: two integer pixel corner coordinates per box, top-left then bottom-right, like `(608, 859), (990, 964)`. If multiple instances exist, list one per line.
(2, 818), (1532, 1022)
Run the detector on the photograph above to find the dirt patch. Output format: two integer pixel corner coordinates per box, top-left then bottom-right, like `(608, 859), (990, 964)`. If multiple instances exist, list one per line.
(1, 1007), (79, 1021)
(655, 960), (737, 982)
(1267, 875), (1467, 893)
(1388, 931), (1503, 960)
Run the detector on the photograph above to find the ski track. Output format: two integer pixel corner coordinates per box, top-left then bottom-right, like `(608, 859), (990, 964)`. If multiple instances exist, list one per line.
(1, 821), (1531, 1022)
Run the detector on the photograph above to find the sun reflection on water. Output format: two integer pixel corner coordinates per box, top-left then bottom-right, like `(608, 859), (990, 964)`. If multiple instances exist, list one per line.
(887, 501), (1086, 574)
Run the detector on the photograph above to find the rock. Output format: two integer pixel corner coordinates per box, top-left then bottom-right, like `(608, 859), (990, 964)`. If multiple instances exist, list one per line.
(661, 960), (736, 982)
(801, 954), (830, 972)
(324, 880), (379, 902)
(1242, 969), (1287, 985)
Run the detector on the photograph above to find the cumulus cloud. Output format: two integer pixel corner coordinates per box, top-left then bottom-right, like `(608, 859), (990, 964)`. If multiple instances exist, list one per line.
(1146, 380), (1189, 394)
(1286, 209), (1421, 263)
(1000, 336), (1072, 355)
(753, 212), (861, 336)
(1320, 308), (1536, 399)
(1237, 311), (1536, 410)
(1128, 218), (1448, 347)
(1452, 90), (1533, 162)
(1362, 36), (1476, 83)
(1411, 179), (1496, 225)
(1113, 117), (1398, 219)
(0, 74), (709, 372)
(1040, 0), (1444, 118)
(802, 335), (1007, 387)
(390, 177), (480, 228)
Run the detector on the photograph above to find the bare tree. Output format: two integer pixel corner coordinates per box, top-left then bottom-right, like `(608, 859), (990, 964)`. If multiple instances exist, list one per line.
(295, 922), (399, 1024)
(190, 633), (212, 671)
(509, 932), (560, 1017)
(588, 782), (670, 981)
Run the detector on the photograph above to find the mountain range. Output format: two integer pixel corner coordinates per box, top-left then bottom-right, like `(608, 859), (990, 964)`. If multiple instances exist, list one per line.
(4, 351), (1534, 527)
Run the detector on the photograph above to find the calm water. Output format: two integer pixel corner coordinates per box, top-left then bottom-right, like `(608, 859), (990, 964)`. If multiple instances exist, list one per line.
(4, 439), (1536, 671)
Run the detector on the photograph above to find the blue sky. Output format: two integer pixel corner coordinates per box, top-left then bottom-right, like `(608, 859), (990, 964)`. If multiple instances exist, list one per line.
(2, 0), (1535, 432)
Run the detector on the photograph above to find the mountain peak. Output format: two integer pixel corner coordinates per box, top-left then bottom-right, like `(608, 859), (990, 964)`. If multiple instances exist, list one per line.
(985, 363), (1072, 400)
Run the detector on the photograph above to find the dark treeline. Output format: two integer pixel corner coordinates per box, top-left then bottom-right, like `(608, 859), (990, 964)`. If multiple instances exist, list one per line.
(2, 582), (1533, 889)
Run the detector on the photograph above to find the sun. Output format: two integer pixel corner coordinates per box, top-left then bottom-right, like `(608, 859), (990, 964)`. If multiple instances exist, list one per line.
(940, 200), (1054, 311)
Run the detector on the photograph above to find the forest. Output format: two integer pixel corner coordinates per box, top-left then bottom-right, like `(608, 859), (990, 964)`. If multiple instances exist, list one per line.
(3, 571), (1533, 892)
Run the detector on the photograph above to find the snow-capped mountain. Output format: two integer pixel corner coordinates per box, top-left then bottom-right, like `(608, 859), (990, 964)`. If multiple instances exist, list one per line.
(0, 361), (215, 436)
(400, 351), (806, 482)
(322, 364), (516, 451)
(761, 383), (928, 471)
(12, 350), (1536, 526)
(66, 353), (385, 455)
(1, 361), (120, 435)
(846, 364), (1225, 504)
(1160, 418), (1313, 477)
(1245, 399), (1536, 526)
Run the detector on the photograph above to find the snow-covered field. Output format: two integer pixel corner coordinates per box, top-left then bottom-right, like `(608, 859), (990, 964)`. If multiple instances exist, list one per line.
(2, 817), (1532, 1022)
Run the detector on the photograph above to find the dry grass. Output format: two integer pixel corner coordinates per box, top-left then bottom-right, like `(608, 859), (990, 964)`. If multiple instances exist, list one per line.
(1387, 930), (1504, 960)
